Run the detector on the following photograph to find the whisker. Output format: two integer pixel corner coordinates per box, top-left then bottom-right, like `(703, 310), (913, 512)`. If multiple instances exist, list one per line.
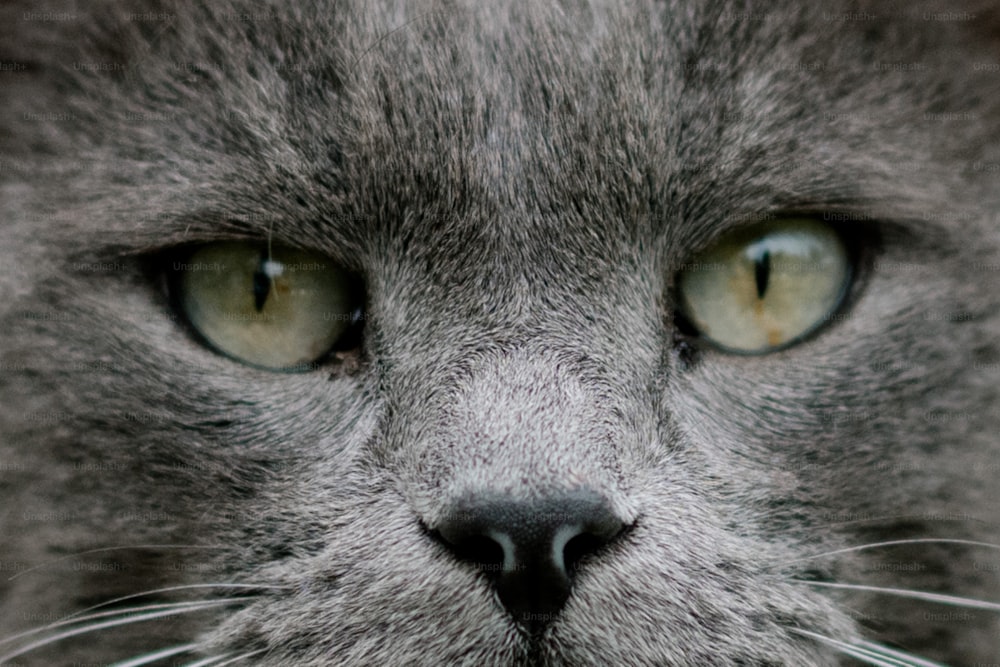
(64, 583), (291, 621)
(790, 628), (950, 667)
(800, 634), (898, 667)
(174, 648), (273, 667)
(802, 514), (995, 531)
(5, 544), (230, 582)
(854, 639), (951, 667)
(0, 601), (232, 663)
(0, 598), (250, 647)
(182, 654), (235, 667)
(788, 579), (1000, 613)
(786, 538), (1000, 565)
(110, 642), (200, 667)
(212, 648), (269, 667)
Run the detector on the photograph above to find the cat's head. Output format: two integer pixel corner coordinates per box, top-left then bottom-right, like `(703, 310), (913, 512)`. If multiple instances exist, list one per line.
(2, 0), (1000, 664)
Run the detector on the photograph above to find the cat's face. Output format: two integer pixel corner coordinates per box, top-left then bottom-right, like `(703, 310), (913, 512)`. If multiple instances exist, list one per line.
(2, 0), (1000, 665)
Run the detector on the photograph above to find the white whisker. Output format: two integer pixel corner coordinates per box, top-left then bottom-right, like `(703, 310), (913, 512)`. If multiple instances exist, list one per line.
(855, 639), (951, 667)
(0, 598), (249, 647)
(831, 649), (901, 667)
(790, 628), (950, 667)
(219, 649), (269, 665)
(64, 583), (289, 621)
(806, 514), (993, 530)
(182, 654), (235, 667)
(786, 538), (1000, 565)
(110, 642), (200, 667)
(5, 544), (230, 582)
(0, 601), (231, 663)
(789, 579), (1000, 613)
(203, 648), (269, 666)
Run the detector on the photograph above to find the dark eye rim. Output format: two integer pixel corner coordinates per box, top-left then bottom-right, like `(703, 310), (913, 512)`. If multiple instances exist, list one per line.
(672, 215), (879, 356)
(157, 241), (368, 373)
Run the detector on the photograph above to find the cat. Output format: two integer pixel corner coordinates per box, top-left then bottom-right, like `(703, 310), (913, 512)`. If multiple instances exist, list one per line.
(2, 0), (1000, 664)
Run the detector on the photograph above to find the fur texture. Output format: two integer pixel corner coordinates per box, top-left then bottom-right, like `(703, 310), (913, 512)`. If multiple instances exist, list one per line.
(1, 0), (1000, 664)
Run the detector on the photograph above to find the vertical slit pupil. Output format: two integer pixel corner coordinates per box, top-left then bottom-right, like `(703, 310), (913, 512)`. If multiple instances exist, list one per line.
(754, 248), (771, 299)
(252, 251), (272, 312)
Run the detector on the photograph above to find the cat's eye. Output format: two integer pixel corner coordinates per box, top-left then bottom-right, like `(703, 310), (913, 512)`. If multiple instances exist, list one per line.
(173, 242), (361, 370)
(676, 219), (850, 353)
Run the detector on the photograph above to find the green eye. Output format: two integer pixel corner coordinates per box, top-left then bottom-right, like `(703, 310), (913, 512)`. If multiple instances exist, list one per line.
(176, 242), (361, 370)
(677, 219), (850, 353)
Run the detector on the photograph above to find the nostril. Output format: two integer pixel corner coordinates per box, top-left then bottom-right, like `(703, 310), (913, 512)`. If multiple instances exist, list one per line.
(562, 531), (608, 575)
(444, 533), (505, 575)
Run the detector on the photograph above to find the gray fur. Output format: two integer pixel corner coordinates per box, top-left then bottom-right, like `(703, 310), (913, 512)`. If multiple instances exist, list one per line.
(2, 0), (1000, 664)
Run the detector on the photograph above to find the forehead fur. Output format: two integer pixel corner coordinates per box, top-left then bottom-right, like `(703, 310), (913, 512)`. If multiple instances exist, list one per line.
(4, 0), (1000, 245)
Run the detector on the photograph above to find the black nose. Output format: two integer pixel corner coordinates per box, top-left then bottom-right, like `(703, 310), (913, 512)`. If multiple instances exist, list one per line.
(434, 490), (626, 632)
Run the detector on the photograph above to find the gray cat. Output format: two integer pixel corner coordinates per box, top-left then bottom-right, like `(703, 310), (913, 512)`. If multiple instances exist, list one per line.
(2, 0), (999, 665)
